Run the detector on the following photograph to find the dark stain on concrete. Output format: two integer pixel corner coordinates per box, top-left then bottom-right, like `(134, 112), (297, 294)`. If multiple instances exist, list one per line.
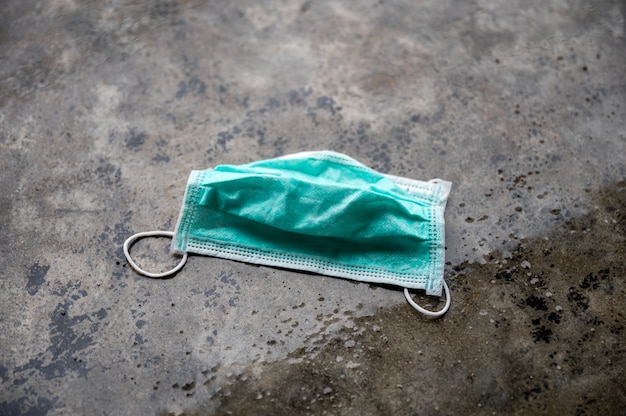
(176, 76), (207, 99)
(177, 182), (625, 416)
(51, 280), (85, 298)
(26, 263), (49, 296)
(153, 153), (171, 163)
(206, 88), (340, 158)
(151, 0), (181, 20)
(93, 308), (107, 320)
(126, 128), (147, 150)
(99, 211), (134, 260)
(316, 96), (339, 115)
(0, 395), (58, 416)
(134, 333), (147, 347)
(524, 295), (548, 311)
(219, 271), (237, 287)
(72, 158), (123, 190)
(13, 299), (109, 382)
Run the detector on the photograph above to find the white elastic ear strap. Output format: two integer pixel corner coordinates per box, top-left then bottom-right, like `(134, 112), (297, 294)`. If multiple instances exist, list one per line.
(123, 231), (188, 278)
(404, 280), (451, 317)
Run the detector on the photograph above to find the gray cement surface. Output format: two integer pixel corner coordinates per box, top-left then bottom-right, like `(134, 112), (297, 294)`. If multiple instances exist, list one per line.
(1, 0), (625, 415)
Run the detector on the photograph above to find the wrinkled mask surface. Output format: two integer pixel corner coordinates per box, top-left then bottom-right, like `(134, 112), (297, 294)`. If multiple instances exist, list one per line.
(124, 151), (452, 316)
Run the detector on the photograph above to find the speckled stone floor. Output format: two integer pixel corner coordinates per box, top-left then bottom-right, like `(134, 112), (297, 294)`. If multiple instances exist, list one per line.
(1, 1), (625, 415)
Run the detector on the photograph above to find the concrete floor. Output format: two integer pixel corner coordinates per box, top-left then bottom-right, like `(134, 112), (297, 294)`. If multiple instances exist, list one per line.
(1, 0), (625, 415)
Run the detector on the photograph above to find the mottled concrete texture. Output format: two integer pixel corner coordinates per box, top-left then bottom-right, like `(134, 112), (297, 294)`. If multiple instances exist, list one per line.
(1, 0), (625, 415)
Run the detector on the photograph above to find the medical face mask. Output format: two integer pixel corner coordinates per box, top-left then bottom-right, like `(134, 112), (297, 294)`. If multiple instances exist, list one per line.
(124, 151), (452, 317)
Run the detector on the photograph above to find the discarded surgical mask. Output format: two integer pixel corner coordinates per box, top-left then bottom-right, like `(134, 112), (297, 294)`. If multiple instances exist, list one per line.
(124, 151), (452, 317)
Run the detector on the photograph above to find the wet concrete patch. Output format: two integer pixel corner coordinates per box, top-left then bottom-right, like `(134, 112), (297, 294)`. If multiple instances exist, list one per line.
(177, 182), (625, 415)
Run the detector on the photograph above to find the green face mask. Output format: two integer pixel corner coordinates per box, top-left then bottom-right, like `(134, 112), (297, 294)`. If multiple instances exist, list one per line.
(124, 151), (452, 317)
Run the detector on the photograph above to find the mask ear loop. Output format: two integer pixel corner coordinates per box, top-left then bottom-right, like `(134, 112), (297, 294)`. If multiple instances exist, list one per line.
(404, 280), (450, 317)
(123, 231), (188, 278)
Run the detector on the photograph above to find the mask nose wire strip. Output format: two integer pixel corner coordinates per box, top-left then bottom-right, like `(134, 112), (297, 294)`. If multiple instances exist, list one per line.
(123, 231), (188, 278)
(404, 280), (451, 317)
